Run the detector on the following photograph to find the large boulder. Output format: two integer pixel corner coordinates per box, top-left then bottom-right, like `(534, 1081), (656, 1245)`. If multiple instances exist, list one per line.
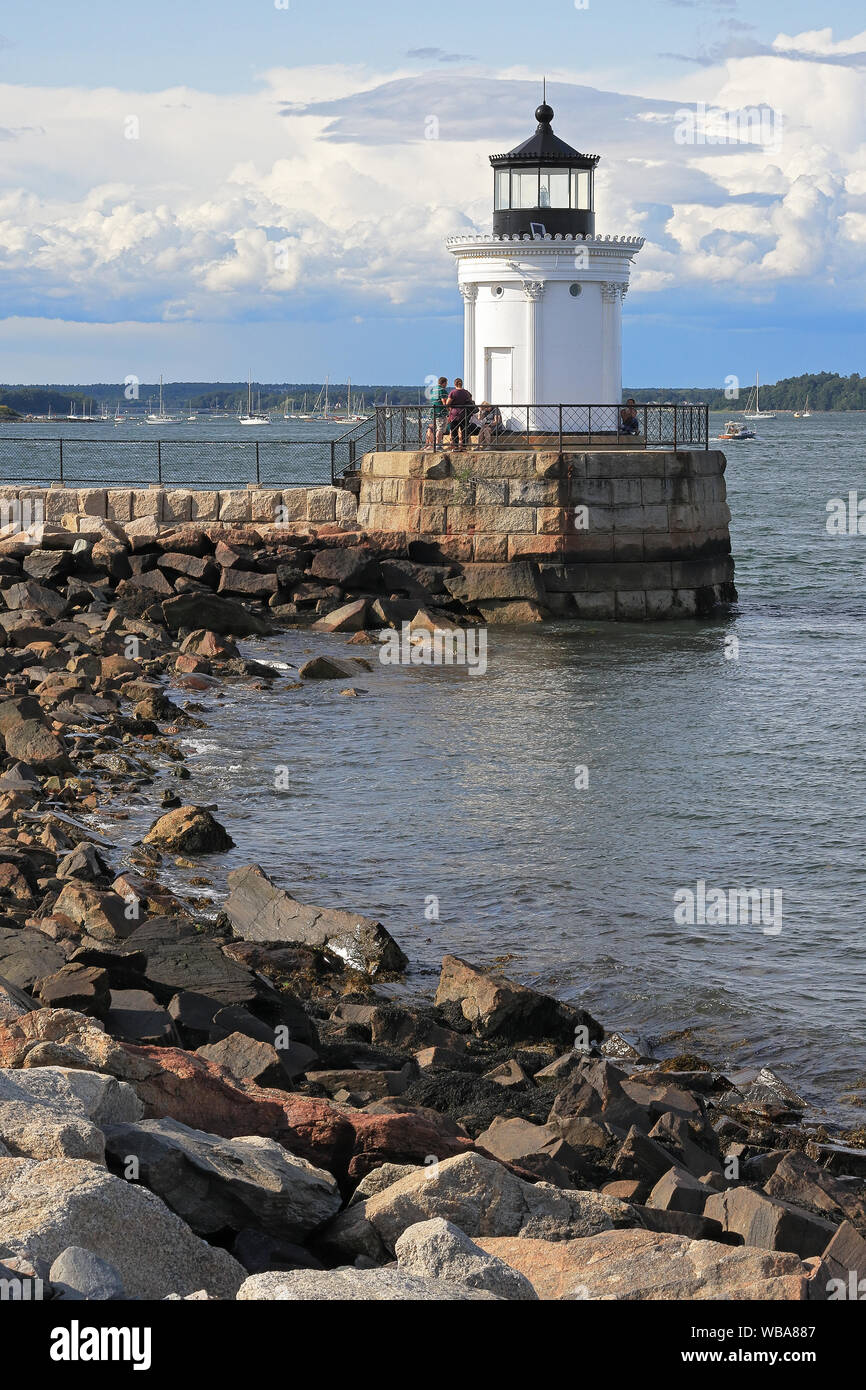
(3, 720), (69, 773)
(223, 864), (407, 976)
(143, 806), (234, 854)
(162, 593), (272, 636)
(395, 1217), (536, 1300)
(0, 1009), (126, 1073)
(703, 1186), (838, 1259)
(237, 1267), (501, 1301)
(434, 955), (600, 1044)
(326, 1151), (631, 1258)
(69, 1042), (471, 1182)
(102, 1117), (341, 1241)
(475, 1229), (820, 1300)
(0, 1156), (244, 1299)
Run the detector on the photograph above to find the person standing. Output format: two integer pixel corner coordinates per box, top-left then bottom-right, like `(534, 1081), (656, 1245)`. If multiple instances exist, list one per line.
(446, 378), (475, 450)
(426, 376), (449, 448)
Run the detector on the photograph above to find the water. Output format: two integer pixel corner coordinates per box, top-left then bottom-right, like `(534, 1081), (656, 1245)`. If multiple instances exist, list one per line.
(102, 411), (866, 1125)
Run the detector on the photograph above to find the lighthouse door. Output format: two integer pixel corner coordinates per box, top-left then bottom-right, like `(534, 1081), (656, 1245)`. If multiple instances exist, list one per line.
(485, 348), (513, 408)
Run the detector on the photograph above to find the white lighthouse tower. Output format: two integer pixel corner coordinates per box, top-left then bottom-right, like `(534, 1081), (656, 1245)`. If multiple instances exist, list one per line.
(446, 97), (643, 412)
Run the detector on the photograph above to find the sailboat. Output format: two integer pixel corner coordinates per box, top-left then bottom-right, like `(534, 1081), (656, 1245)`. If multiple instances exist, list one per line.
(238, 373), (270, 425)
(743, 373), (776, 420)
(114, 404), (126, 425)
(794, 396), (812, 419)
(296, 393), (314, 421)
(342, 378), (369, 422)
(146, 376), (178, 424)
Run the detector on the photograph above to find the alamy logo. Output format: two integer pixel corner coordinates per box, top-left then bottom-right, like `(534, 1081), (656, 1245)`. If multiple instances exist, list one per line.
(674, 879), (783, 935)
(826, 492), (866, 534)
(50, 1321), (152, 1371)
(378, 622), (488, 676)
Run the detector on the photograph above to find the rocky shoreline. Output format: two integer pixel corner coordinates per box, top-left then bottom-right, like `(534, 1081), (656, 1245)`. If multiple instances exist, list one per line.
(0, 514), (864, 1302)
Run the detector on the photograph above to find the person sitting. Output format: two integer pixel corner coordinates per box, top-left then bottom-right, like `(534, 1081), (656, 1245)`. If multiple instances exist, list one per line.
(473, 401), (503, 448)
(425, 376), (449, 448)
(446, 378), (475, 450)
(620, 398), (641, 436)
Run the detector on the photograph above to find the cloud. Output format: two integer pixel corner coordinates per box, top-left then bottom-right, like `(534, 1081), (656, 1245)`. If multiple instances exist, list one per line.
(0, 44), (863, 330)
(406, 48), (467, 65)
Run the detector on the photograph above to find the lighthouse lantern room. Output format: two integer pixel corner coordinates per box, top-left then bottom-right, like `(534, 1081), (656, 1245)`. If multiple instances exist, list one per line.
(446, 95), (643, 412)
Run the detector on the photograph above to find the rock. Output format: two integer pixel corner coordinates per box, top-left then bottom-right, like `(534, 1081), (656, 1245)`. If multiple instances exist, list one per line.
(49, 1245), (126, 1301)
(0, 974), (39, 1024)
(703, 1186), (838, 1259)
(434, 955), (600, 1045)
(0, 1064), (140, 1162)
(3, 579), (67, 616)
(195, 1031), (290, 1088)
(0, 928), (68, 992)
(647, 1166), (714, 1216)
(79, 1043), (471, 1182)
(611, 1127), (678, 1186)
(0, 1008), (127, 1073)
(722, 1067), (807, 1120)
(36, 964), (110, 1016)
(23, 549), (74, 585)
(348, 1163), (421, 1205)
(475, 1230), (818, 1300)
(548, 1057), (655, 1135)
(312, 599), (369, 633)
(474, 1116), (586, 1186)
(0, 1156), (244, 1299)
(179, 629), (240, 659)
(143, 806), (234, 853)
(310, 547), (376, 588)
(601, 1031), (656, 1062)
(483, 1058), (533, 1087)
(162, 593), (271, 636)
(4, 719), (69, 773)
(105, 989), (177, 1045)
(223, 864), (407, 975)
(762, 1150), (866, 1228)
(56, 843), (111, 882)
(237, 1267), (501, 1301)
(395, 1218), (537, 1300)
(217, 569), (278, 599)
(298, 656), (354, 680)
(816, 1220), (866, 1296)
(53, 883), (135, 942)
(102, 1117), (341, 1241)
(337, 1152), (631, 1257)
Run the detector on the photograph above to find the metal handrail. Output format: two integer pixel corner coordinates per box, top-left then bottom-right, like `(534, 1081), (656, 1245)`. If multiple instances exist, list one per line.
(374, 402), (710, 452)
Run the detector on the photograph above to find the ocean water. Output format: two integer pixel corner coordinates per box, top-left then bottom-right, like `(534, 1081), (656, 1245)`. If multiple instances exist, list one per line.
(98, 411), (866, 1125)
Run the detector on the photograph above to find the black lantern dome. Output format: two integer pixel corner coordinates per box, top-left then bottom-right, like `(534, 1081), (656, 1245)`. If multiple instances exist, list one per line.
(490, 101), (599, 238)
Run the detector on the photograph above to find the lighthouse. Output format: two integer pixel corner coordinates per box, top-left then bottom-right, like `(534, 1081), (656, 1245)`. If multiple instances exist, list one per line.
(446, 97), (643, 411)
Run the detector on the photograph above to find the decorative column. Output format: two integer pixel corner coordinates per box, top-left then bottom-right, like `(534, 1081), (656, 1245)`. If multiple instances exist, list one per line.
(523, 280), (545, 414)
(600, 281), (620, 405)
(459, 283), (478, 395)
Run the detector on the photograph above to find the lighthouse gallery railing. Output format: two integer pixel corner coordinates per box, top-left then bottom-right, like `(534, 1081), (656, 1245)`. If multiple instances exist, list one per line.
(373, 403), (709, 453)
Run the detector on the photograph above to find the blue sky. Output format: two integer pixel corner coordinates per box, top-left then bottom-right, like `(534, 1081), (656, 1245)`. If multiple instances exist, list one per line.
(0, 0), (864, 386)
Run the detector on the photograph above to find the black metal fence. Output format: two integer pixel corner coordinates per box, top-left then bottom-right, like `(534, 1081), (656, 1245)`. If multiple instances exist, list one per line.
(0, 418), (375, 489)
(375, 403), (710, 452)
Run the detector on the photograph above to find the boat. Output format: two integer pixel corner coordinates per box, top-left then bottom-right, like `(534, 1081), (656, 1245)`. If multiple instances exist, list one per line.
(794, 396), (812, 418)
(718, 420), (756, 441)
(743, 373), (775, 420)
(237, 373), (270, 425)
(341, 379), (370, 422)
(146, 376), (179, 424)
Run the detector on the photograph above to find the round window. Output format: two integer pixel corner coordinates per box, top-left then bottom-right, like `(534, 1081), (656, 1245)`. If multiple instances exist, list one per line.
(569, 283), (582, 298)
(492, 285), (504, 298)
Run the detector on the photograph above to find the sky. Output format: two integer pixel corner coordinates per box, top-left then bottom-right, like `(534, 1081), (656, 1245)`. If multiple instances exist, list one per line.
(0, 0), (864, 387)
